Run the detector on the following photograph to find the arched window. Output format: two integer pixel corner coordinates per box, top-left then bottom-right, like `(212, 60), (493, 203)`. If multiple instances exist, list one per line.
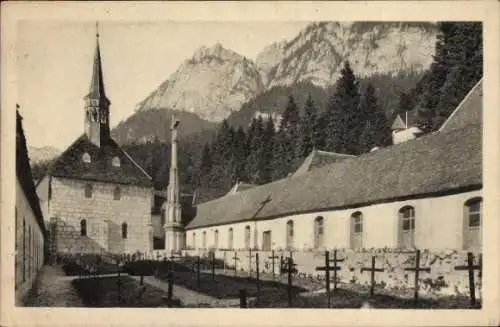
(214, 230), (219, 249)
(192, 232), (196, 249)
(202, 231), (207, 249)
(244, 226), (251, 249)
(464, 197), (482, 249)
(350, 211), (363, 249)
(82, 152), (91, 163)
(85, 183), (93, 198)
(80, 219), (87, 237)
(228, 228), (234, 249)
(314, 216), (324, 249)
(286, 220), (294, 250)
(398, 206), (415, 248)
(112, 156), (121, 167)
(113, 186), (121, 200)
(122, 222), (128, 239)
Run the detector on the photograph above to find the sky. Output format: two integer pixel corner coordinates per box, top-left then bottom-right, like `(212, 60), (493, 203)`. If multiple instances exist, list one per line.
(16, 21), (313, 150)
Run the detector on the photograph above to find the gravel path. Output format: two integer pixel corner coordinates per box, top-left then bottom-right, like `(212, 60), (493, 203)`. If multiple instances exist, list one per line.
(23, 265), (84, 307)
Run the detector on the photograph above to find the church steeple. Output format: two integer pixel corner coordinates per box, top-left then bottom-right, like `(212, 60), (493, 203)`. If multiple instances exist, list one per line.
(84, 22), (111, 147)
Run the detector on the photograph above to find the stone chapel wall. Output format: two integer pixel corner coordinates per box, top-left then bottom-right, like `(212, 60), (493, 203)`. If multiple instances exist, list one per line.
(49, 177), (152, 254)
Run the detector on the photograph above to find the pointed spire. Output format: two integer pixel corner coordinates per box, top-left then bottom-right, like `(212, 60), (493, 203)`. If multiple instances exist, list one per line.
(85, 21), (110, 106)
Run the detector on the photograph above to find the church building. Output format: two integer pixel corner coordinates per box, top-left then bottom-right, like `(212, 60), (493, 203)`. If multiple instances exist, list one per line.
(36, 30), (154, 255)
(185, 79), (483, 252)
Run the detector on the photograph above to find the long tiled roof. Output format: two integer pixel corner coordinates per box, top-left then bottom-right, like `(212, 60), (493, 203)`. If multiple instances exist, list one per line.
(16, 110), (47, 235)
(186, 82), (482, 230)
(45, 135), (152, 187)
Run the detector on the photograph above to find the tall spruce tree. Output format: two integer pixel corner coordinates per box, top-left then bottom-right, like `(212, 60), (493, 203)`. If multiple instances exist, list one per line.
(261, 116), (276, 183)
(414, 22), (482, 131)
(358, 83), (391, 153)
(325, 61), (360, 154)
(247, 116), (266, 184)
(272, 96), (300, 179)
(296, 93), (318, 158)
(232, 126), (248, 183)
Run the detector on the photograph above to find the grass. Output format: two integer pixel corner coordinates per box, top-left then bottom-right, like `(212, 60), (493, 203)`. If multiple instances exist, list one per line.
(72, 276), (182, 307)
(155, 269), (307, 300)
(251, 284), (481, 309)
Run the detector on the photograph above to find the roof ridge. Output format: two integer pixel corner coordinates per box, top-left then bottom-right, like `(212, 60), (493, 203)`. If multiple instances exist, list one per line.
(117, 144), (152, 180)
(438, 78), (483, 132)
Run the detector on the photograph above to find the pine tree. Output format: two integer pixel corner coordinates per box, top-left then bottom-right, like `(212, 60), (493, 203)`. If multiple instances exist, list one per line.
(261, 116), (276, 183)
(247, 116), (266, 184)
(324, 61), (360, 154)
(271, 96), (300, 179)
(231, 126), (248, 183)
(296, 93), (317, 158)
(358, 83), (391, 153)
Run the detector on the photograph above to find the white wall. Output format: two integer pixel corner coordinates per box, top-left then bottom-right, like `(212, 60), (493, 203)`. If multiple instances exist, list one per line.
(186, 190), (482, 251)
(16, 179), (45, 304)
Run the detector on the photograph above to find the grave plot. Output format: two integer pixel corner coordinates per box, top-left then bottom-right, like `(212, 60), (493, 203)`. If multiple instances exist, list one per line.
(71, 276), (182, 307)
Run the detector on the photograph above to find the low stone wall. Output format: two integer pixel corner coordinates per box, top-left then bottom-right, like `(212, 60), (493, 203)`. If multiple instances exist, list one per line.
(178, 249), (481, 299)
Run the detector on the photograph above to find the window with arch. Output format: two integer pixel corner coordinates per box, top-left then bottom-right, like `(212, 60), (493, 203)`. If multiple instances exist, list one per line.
(314, 216), (324, 249)
(122, 222), (128, 239)
(214, 230), (219, 249)
(112, 157), (121, 167)
(80, 219), (87, 237)
(85, 183), (93, 198)
(286, 220), (294, 250)
(192, 232), (196, 249)
(244, 226), (251, 249)
(228, 228), (234, 249)
(398, 206), (415, 248)
(202, 231), (207, 249)
(350, 211), (363, 249)
(464, 197), (482, 249)
(82, 152), (91, 163)
(113, 186), (121, 200)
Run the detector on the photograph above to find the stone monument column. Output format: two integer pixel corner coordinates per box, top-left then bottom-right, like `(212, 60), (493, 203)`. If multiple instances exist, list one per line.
(164, 117), (184, 252)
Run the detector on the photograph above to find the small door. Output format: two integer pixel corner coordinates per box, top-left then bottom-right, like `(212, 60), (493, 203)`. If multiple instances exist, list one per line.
(262, 231), (272, 251)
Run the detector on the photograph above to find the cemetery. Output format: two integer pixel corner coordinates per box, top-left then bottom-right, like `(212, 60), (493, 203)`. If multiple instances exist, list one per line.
(36, 248), (482, 309)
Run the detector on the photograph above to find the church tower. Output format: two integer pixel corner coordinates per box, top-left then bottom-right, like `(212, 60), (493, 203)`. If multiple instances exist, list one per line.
(84, 24), (111, 147)
(163, 117), (185, 252)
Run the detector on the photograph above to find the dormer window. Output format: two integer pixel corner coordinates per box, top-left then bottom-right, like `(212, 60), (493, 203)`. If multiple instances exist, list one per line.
(112, 157), (120, 167)
(83, 152), (91, 163)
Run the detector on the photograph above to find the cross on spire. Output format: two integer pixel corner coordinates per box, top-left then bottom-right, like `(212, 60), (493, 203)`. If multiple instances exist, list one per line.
(96, 21), (100, 38)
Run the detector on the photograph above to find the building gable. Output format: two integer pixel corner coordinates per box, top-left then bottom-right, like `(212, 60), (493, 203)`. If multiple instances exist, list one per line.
(45, 134), (152, 188)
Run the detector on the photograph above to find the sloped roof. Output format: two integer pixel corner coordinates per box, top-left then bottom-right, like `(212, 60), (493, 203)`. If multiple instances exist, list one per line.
(439, 79), (482, 133)
(45, 134), (152, 187)
(226, 182), (258, 195)
(391, 111), (421, 131)
(186, 121), (481, 230)
(16, 110), (46, 235)
(293, 150), (355, 177)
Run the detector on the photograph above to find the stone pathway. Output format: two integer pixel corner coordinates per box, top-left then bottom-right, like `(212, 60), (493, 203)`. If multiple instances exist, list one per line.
(23, 265), (84, 307)
(129, 275), (246, 307)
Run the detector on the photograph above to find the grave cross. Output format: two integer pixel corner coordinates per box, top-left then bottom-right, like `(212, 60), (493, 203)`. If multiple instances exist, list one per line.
(267, 250), (280, 279)
(280, 253), (297, 307)
(361, 256), (384, 297)
(255, 252), (261, 303)
(455, 252), (482, 307)
(232, 251), (240, 277)
(196, 256), (201, 288)
(211, 251), (216, 281)
(247, 249), (253, 277)
(404, 249), (431, 303)
(316, 250), (344, 308)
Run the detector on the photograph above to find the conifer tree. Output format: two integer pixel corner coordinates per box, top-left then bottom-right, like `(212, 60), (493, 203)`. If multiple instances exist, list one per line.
(358, 83), (391, 152)
(261, 116), (276, 183)
(272, 96), (300, 179)
(247, 116), (266, 184)
(324, 61), (360, 154)
(296, 93), (317, 158)
(232, 126), (248, 183)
